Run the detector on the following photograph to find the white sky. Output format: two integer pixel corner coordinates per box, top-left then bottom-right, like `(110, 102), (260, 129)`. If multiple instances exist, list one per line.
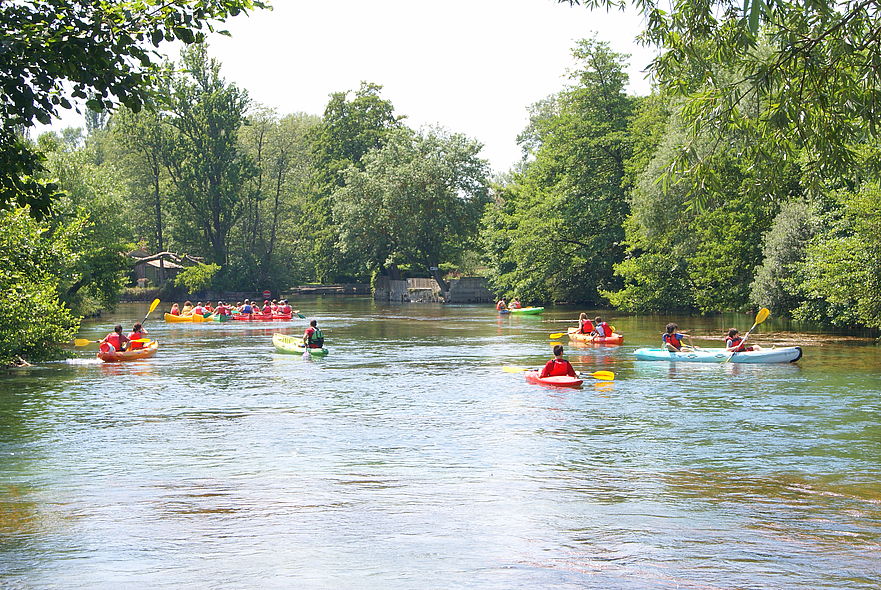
(46, 0), (655, 173)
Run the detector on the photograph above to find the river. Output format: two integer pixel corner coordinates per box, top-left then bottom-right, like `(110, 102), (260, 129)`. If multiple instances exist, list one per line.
(1, 298), (880, 588)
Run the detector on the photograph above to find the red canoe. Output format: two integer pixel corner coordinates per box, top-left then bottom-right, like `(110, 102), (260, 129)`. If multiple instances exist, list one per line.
(524, 370), (583, 389)
(232, 313), (292, 321)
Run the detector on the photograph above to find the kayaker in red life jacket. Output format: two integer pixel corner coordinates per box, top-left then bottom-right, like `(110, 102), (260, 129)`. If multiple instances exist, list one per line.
(496, 299), (507, 311)
(204, 302), (214, 313)
(577, 313), (594, 334)
(725, 328), (762, 352)
(509, 298), (522, 309)
(214, 301), (230, 316)
(169, 303), (181, 316)
(662, 323), (694, 351)
(592, 316), (612, 337)
(303, 320), (324, 348)
(278, 300), (292, 315)
(191, 302), (205, 316)
(262, 300), (272, 315)
(540, 344), (577, 378)
(127, 323), (147, 350)
(100, 325), (130, 353)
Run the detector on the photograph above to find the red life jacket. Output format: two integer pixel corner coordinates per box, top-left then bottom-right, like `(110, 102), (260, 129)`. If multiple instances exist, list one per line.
(127, 332), (145, 350)
(279, 305), (291, 314)
(580, 320), (595, 334)
(726, 336), (751, 352)
(170, 308), (180, 316)
(541, 358), (575, 378)
(595, 322), (611, 337)
(496, 301), (506, 310)
(104, 333), (123, 351)
(663, 333), (683, 349)
(262, 305), (272, 314)
(192, 306), (204, 315)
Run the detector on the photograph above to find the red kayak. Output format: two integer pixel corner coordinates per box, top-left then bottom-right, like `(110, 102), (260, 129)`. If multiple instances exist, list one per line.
(524, 370), (583, 389)
(232, 313), (292, 321)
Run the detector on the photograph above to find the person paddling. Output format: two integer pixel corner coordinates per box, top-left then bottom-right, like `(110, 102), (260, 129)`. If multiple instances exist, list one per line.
(127, 323), (148, 350)
(725, 328), (762, 352)
(662, 323), (694, 352)
(169, 303), (181, 316)
(496, 299), (508, 312)
(592, 316), (612, 338)
(303, 320), (324, 349)
(100, 325), (130, 353)
(540, 344), (577, 378)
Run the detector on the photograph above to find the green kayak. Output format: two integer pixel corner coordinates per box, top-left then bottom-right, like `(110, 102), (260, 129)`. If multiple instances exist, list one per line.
(210, 313), (231, 322)
(272, 333), (329, 356)
(509, 306), (544, 315)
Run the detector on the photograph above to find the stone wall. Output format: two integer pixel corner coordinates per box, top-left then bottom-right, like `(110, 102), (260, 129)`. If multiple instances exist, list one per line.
(446, 277), (494, 303)
(373, 276), (493, 303)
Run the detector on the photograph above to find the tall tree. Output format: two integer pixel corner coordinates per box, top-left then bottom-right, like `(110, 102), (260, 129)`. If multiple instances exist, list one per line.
(160, 44), (255, 269)
(306, 82), (403, 281)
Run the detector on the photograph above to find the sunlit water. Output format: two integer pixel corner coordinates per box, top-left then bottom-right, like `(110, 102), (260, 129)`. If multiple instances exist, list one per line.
(2, 298), (880, 588)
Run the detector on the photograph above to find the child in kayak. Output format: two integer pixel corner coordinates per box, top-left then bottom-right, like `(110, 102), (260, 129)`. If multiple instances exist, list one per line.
(127, 323), (148, 350)
(169, 303), (181, 316)
(662, 323), (694, 351)
(100, 325), (130, 353)
(303, 320), (324, 349)
(181, 300), (194, 315)
(496, 299), (508, 312)
(540, 344), (577, 378)
(509, 298), (522, 309)
(592, 316), (612, 338)
(725, 328), (762, 352)
(575, 313), (594, 334)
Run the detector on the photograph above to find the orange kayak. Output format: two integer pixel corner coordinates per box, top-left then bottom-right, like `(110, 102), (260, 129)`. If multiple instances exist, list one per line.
(567, 327), (624, 345)
(97, 340), (159, 362)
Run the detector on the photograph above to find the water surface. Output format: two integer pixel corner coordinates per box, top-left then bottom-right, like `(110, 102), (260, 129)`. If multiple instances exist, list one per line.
(1, 299), (879, 588)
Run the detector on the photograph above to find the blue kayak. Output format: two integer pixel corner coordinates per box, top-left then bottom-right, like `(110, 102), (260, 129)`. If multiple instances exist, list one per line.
(633, 346), (802, 364)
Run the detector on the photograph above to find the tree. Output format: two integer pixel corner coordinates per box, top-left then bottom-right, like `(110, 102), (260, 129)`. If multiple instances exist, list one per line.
(160, 44), (255, 270)
(0, 0), (266, 218)
(333, 127), (490, 292)
(482, 38), (634, 304)
(560, 0), (881, 190)
(306, 82), (403, 281)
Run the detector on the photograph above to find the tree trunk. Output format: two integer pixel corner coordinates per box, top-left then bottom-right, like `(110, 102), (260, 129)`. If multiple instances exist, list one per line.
(430, 267), (449, 293)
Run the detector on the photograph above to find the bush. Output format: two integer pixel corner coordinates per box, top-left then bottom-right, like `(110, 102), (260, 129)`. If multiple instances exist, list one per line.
(174, 263), (221, 294)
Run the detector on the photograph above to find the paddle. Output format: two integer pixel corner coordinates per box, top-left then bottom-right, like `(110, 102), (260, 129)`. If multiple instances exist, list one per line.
(549, 332), (567, 339)
(295, 310), (306, 319)
(502, 366), (615, 380)
(141, 298), (161, 325)
(73, 338), (151, 347)
(724, 307), (770, 363)
(302, 338), (311, 359)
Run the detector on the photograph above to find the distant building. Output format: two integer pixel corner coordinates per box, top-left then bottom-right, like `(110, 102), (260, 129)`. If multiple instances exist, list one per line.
(129, 251), (203, 287)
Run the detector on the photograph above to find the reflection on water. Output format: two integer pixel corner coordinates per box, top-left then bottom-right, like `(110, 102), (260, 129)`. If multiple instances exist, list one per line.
(1, 298), (880, 588)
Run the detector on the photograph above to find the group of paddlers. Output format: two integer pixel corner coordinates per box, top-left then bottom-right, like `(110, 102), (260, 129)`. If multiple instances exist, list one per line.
(168, 298), (294, 317)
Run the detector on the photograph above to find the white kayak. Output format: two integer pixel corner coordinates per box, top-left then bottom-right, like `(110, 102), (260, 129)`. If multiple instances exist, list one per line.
(633, 346), (802, 364)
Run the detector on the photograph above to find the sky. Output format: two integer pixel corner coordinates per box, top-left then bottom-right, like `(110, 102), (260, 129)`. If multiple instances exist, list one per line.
(46, 0), (655, 173)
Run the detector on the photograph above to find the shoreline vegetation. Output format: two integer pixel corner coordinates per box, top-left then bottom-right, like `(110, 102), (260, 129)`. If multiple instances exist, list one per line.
(4, 2), (881, 365)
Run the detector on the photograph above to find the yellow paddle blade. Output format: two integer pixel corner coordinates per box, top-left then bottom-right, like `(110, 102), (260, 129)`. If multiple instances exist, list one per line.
(73, 338), (94, 347)
(755, 307), (771, 324)
(502, 366), (529, 373)
(148, 298), (161, 314)
(549, 341), (562, 346)
(585, 370), (615, 381)
(549, 332), (566, 339)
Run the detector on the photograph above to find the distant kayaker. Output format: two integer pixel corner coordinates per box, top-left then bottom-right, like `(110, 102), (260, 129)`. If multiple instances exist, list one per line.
(127, 323), (148, 350)
(191, 301), (206, 316)
(262, 300), (272, 315)
(181, 300), (194, 315)
(509, 298), (522, 309)
(540, 344), (577, 378)
(303, 319), (325, 349)
(662, 323), (694, 351)
(576, 313), (594, 334)
(169, 303), (181, 316)
(725, 328), (762, 352)
(204, 302), (214, 313)
(278, 300), (292, 315)
(496, 299), (508, 311)
(241, 299), (254, 315)
(592, 316), (612, 338)
(100, 325), (130, 353)
(213, 301), (230, 316)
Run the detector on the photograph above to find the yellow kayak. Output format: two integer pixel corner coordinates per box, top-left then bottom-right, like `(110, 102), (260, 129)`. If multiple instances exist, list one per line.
(97, 340), (159, 362)
(164, 312), (208, 323)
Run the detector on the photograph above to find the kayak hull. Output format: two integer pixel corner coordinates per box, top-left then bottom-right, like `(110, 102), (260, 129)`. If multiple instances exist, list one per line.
(97, 341), (159, 362)
(633, 346), (803, 364)
(510, 307), (544, 315)
(233, 313), (292, 321)
(210, 313), (232, 322)
(272, 333), (329, 356)
(525, 370), (583, 388)
(164, 313), (207, 323)
(567, 328), (624, 345)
